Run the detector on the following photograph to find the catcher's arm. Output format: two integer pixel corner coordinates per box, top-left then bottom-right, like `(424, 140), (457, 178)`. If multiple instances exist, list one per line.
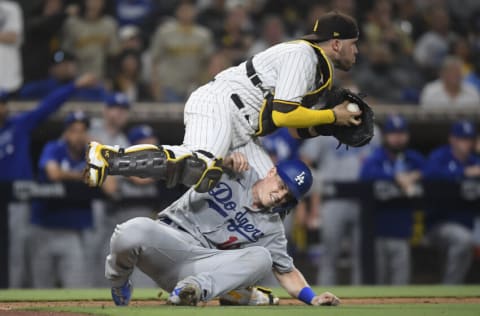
(273, 268), (340, 306)
(271, 100), (361, 129)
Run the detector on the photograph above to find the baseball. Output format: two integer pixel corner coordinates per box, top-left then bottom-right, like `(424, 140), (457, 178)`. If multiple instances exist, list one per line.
(347, 103), (360, 112)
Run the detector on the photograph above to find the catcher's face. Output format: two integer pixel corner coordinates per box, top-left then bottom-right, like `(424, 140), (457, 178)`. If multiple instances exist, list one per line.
(254, 168), (292, 209)
(335, 38), (358, 71)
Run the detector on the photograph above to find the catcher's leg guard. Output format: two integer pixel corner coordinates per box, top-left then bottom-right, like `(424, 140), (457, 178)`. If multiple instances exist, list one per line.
(85, 142), (223, 192)
(219, 286), (279, 306)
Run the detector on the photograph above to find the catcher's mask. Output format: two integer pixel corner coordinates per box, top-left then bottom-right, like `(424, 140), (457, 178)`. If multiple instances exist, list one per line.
(271, 159), (313, 214)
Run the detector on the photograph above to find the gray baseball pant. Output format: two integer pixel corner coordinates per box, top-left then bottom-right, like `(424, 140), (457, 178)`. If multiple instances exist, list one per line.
(105, 217), (272, 300)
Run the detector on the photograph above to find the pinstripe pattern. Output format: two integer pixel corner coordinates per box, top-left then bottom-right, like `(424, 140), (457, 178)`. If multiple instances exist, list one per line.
(166, 41), (325, 175)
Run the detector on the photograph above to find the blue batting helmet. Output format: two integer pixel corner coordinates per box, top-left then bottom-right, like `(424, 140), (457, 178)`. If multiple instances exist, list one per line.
(276, 159), (313, 202)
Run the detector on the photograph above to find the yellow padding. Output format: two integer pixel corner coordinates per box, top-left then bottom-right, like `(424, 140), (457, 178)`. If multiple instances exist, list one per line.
(124, 144), (158, 153)
(272, 103), (335, 128)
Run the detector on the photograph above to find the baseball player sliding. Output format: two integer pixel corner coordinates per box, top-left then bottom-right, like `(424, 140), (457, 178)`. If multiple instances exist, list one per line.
(106, 153), (340, 306)
(84, 11), (362, 193)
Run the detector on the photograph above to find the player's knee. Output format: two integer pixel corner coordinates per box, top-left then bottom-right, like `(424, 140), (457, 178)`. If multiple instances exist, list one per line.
(110, 217), (156, 254)
(448, 225), (474, 249)
(246, 246), (273, 274)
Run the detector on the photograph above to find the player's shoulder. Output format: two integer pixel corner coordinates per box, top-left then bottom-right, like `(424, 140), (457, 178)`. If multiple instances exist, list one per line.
(367, 146), (388, 161)
(405, 149), (425, 160)
(428, 145), (450, 160)
(265, 40), (317, 58)
(41, 139), (66, 157)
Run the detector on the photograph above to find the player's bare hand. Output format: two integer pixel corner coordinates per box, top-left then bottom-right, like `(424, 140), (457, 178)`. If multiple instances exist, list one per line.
(224, 152), (250, 173)
(311, 291), (340, 306)
(74, 73), (98, 88)
(332, 101), (362, 126)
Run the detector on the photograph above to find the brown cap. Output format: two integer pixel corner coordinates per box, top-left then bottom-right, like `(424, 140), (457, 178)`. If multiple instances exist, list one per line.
(302, 11), (359, 42)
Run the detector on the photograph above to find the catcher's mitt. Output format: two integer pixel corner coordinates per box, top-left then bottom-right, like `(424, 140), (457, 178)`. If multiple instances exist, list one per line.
(320, 87), (375, 148)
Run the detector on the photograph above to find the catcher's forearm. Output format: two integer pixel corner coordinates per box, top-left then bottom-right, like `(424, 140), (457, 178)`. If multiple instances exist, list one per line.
(271, 100), (336, 128)
(273, 268), (309, 298)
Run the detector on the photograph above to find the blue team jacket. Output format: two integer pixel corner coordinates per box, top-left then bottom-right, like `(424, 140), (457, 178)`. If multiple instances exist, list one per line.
(31, 140), (92, 230)
(360, 147), (425, 238)
(0, 84), (77, 181)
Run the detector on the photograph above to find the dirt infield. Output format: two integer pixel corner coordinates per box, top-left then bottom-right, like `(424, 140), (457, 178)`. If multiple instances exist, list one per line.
(1, 296), (480, 314)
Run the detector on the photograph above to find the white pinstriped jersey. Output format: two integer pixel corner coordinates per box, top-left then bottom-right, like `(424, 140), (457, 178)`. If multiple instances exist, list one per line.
(176, 40), (334, 178)
(214, 40), (334, 133)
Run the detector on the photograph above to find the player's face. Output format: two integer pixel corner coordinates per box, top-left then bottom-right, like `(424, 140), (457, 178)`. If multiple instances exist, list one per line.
(256, 168), (292, 208)
(104, 107), (129, 131)
(450, 136), (475, 159)
(335, 38), (358, 71)
(384, 131), (409, 153)
(64, 122), (89, 155)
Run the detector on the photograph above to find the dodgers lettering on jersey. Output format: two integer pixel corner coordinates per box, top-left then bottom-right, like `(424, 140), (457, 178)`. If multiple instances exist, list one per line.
(205, 182), (264, 243)
(160, 168), (294, 273)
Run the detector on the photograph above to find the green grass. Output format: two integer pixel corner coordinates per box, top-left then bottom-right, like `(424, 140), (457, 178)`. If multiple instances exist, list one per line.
(1, 285), (480, 301)
(28, 304), (480, 316)
(1, 286), (479, 316)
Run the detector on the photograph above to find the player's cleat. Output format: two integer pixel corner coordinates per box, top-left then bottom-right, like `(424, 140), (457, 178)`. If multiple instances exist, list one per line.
(111, 280), (133, 306)
(219, 286), (280, 306)
(84, 141), (119, 187)
(168, 282), (202, 306)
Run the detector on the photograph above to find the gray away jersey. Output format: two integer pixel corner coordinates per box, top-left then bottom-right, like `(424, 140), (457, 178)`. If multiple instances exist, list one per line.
(158, 169), (294, 273)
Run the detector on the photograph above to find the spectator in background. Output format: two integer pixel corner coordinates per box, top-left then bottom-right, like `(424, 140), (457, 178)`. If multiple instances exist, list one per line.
(360, 115), (425, 285)
(111, 49), (151, 102)
(150, 0), (214, 102)
(198, 0), (227, 40)
(300, 127), (380, 285)
(451, 37), (474, 75)
(299, 3), (328, 38)
(423, 120), (479, 284)
(420, 56), (480, 108)
(22, 0), (77, 83)
(62, 0), (120, 81)
(331, 0), (356, 18)
(28, 111), (92, 288)
(114, 0), (158, 51)
(465, 55), (480, 93)
(218, 4), (254, 64)
(413, 5), (456, 80)
(248, 15), (288, 56)
(0, 73), (97, 288)
(353, 43), (421, 104)
(199, 50), (233, 84)
(0, 0), (23, 93)
(363, 0), (413, 60)
(19, 50), (105, 101)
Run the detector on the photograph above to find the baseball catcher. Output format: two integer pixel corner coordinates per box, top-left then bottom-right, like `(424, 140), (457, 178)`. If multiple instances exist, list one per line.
(85, 11), (373, 193)
(107, 153), (340, 307)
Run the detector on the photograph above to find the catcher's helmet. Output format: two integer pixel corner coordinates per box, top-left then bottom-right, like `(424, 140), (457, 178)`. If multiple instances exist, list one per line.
(276, 159), (312, 202)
